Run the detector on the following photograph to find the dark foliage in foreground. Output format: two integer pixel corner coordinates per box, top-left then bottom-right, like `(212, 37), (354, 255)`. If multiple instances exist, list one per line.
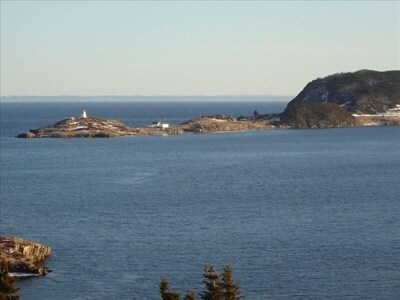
(0, 260), (19, 300)
(160, 265), (243, 300)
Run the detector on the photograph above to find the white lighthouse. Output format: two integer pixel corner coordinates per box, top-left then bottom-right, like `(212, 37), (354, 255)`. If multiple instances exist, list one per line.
(81, 110), (87, 118)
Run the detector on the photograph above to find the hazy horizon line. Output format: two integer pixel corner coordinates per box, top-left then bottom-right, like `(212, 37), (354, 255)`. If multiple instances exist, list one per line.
(0, 94), (294, 102)
(1, 94), (293, 97)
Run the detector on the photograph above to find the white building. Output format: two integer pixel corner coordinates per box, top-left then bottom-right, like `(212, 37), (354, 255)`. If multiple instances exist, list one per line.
(147, 121), (170, 129)
(157, 122), (169, 129)
(81, 110), (87, 118)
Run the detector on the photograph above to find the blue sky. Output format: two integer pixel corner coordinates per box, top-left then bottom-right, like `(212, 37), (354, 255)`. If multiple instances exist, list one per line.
(1, 1), (399, 96)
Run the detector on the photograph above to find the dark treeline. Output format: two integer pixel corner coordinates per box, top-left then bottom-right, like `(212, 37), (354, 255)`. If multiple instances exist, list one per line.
(160, 265), (243, 300)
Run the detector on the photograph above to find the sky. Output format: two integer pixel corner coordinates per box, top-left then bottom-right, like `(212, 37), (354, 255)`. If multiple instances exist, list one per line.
(0, 1), (399, 96)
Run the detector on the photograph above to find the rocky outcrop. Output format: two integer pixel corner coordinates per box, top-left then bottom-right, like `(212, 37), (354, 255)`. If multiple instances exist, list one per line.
(17, 116), (138, 138)
(0, 237), (51, 276)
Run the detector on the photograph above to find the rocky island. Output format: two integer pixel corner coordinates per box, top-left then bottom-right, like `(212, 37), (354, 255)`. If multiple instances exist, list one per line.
(17, 110), (138, 138)
(17, 110), (274, 138)
(0, 236), (51, 277)
(16, 70), (400, 138)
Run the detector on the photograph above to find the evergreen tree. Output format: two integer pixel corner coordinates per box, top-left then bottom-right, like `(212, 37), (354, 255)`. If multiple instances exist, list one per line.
(159, 265), (243, 300)
(200, 265), (223, 300)
(0, 260), (19, 300)
(183, 290), (197, 300)
(160, 278), (170, 300)
(220, 266), (242, 300)
(159, 277), (181, 300)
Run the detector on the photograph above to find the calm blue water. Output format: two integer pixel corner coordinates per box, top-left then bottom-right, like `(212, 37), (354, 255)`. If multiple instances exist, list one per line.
(1, 100), (399, 299)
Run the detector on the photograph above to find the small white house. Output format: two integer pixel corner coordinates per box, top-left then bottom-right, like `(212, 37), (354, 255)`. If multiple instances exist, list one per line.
(147, 121), (170, 129)
(81, 110), (87, 118)
(157, 122), (169, 130)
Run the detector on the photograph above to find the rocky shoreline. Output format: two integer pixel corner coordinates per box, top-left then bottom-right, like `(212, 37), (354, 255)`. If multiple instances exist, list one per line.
(16, 110), (400, 139)
(0, 237), (51, 277)
(16, 113), (277, 138)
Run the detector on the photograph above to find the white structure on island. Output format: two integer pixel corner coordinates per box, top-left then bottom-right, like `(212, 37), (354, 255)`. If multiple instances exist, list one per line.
(147, 121), (170, 130)
(157, 122), (169, 130)
(158, 122), (169, 130)
(81, 110), (87, 118)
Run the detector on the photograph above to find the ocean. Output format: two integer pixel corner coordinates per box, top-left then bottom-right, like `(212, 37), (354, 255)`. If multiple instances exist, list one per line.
(0, 98), (399, 299)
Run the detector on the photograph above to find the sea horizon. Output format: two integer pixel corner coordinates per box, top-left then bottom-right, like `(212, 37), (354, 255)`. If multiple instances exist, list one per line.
(0, 95), (293, 103)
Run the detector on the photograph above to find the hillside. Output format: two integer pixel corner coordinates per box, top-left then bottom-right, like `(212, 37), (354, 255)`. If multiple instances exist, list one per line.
(280, 70), (400, 128)
(280, 103), (357, 128)
(285, 70), (400, 114)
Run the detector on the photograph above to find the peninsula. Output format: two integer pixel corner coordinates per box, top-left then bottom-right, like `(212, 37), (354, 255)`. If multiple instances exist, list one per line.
(16, 70), (400, 138)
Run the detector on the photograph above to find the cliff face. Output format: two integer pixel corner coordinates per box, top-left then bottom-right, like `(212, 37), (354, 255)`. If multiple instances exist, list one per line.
(0, 237), (51, 276)
(285, 70), (400, 114)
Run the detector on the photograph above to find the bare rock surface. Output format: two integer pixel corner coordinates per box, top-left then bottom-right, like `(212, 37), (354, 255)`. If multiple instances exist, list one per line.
(0, 236), (51, 276)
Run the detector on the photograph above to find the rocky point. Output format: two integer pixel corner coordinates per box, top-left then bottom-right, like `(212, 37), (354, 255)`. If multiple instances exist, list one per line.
(0, 236), (51, 277)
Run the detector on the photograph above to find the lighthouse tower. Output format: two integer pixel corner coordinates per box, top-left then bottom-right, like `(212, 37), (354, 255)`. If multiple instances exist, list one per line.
(81, 110), (87, 118)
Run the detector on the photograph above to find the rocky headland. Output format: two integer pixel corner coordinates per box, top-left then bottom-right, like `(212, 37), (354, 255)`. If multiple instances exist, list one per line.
(0, 236), (51, 277)
(281, 70), (400, 128)
(16, 70), (400, 137)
